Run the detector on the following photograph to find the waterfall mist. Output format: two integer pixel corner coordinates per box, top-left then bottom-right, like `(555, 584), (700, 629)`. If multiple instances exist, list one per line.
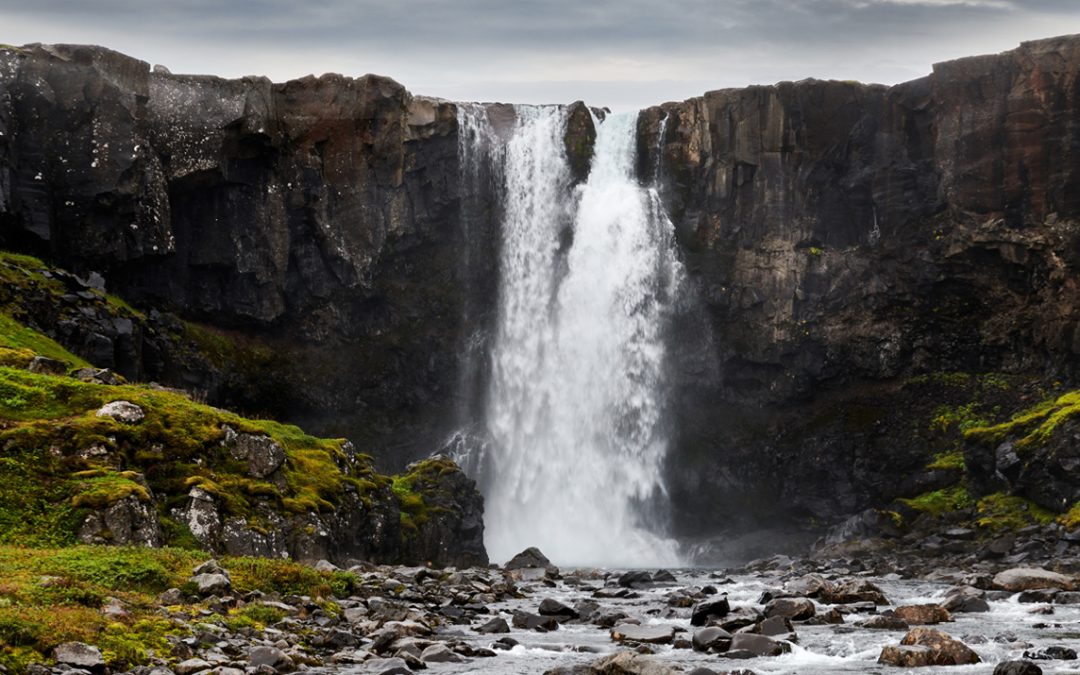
(456, 105), (684, 567)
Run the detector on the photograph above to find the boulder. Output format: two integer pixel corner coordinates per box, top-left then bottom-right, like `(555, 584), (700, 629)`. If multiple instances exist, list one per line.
(691, 626), (732, 652)
(28, 355), (67, 374)
(95, 400), (145, 423)
(192, 572), (231, 596)
(505, 546), (552, 570)
(691, 596), (730, 625)
(764, 597), (815, 621)
(538, 597), (579, 619)
(610, 624), (676, 645)
(859, 614), (910, 630)
(175, 659), (213, 675)
(893, 604), (951, 625)
(248, 646), (294, 672)
(223, 427), (286, 478)
(475, 617), (510, 634)
(879, 627), (980, 666)
(943, 587), (990, 613)
(728, 633), (787, 657)
(581, 650), (680, 675)
(993, 568), (1074, 592)
(77, 491), (163, 547)
(756, 615), (795, 638)
(1022, 646), (1077, 660)
(512, 610), (558, 631)
(820, 579), (889, 605)
(53, 642), (105, 670)
(618, 570), (656, 588)
(420, 644), (465, 663)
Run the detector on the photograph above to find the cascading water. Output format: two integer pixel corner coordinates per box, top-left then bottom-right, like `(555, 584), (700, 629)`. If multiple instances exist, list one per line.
(457, 104), (683, 567)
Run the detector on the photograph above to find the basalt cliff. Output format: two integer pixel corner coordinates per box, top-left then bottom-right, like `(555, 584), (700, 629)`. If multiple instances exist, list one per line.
(2, 36), (1080, 556)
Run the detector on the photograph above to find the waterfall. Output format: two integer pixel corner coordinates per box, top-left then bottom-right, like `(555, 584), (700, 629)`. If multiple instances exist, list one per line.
(457, 104), (683, 567)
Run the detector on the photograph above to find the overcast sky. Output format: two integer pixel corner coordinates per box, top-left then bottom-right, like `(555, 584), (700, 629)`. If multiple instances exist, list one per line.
(1, 0), (1078, 110)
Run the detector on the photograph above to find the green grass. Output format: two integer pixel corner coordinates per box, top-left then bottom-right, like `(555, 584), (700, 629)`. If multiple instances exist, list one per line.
(927, 449), (965, 471)
(0, 315), (91, 370)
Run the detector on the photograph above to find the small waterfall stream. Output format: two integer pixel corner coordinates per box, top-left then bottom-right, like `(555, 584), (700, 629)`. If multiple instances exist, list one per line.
(457, 105), (683, 567)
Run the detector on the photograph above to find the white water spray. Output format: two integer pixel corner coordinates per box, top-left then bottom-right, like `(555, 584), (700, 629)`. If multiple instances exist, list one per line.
(458, 105), (683, 567)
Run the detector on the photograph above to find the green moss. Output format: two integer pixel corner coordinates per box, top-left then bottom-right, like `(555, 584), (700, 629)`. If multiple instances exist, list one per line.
(0, 315), (91, 370)
(965, 389), (1080, 449)
(900, 485), (973, 516)
(71, 470), (151, 509)
(807, 246), (824, 256)
(1059, 502), (1080, 530)
(931, 402), (990, 434)
(975, 492), (1055, 531)
(927, 449), (965, 471)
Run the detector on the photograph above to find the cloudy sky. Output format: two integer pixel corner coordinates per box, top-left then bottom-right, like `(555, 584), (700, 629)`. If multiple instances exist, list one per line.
(1, 0), (1078, 110)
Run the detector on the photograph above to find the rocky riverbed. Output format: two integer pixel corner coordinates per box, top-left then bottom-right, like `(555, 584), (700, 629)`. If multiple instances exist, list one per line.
(28, 546), (1080, 675)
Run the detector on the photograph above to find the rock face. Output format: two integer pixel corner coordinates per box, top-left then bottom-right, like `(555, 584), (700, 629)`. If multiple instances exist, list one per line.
(0, 43), (484, 465)
(639, 34), (1080, 535)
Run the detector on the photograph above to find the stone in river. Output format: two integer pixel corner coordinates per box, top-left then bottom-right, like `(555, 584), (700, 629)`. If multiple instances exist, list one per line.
(610, 624), (676, 645)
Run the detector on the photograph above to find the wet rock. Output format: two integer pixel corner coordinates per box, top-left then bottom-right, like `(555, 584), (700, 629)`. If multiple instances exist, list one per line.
(420, 643), (465, 663)
(610, 624), (676, 645)
(859, 615), (910, 630)
(728, 633), (787, 657)
(53, 643), (104, 670)
(821, 579), (889, 605)
(475, 617), (510, 633)
(718, 607), (764, 631)
(692, 626), (732, 652)
(943, 587), (990, 613)
(579, 650), (680, 675)
(764, 597), (815, 621)
(506, 546), (552, 570)
(359, 657), (411, 674)
(993, 568), (1075, 592)
(893, 604), (951, 625)
(756, 616), (795, 638)
(512, 610), (558, 631)
(618, 571), (656, 588)
(539, 598), (579, 619)
(1023, 646), (1078, 660)
(691, 596), (730, 625)
(652, 569), (677, 583)
(879, 627), (980, 666)
(1018, 589), (1059, 603)
(95, 400), (145, 423)
(994, 661), (1043, 675)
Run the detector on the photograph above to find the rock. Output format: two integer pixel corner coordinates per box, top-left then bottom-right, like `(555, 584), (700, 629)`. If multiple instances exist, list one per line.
(764, 597), (815, 621)
(359, 657), (412, 675)
(610, 624), (676, 645)
(859, 615), (910, 630)
(505, 546), (552, 570)
(618, 570), (656, 588)
(174, 660), (212, 675)
(475, 617), (510, 633)
(538, 598), (579, 618)
(652, 569), (677, 583)
(191, 573), (231, 596)
(893, 604), (951, 625)
(691, 626), (732, 652)
(879, 627), (980, 666)
(223, 427), (286, 479)
(756, 615), (795, 637)
(820, 579), (889, 605)
(53, 643), (104, 670)
(95, 400), (145, 423)
(942, 587), (990, 613)
(1018, 589), (1059, 603)
(993, 568), (1075, 592)
(994, 662), (1043, 675)
(1023, 646), (1078, 660)
(728, 633), (787, 657)
(28, 355), (67, 374)
(580, 650), (680, 675)
(512, 610), (558, 631)
(248, 647), (294, 672)
(420, 643), (465, 663)
(77, 490), (163, 547)
(158, 588), (184, 605)
(691, 596), (730, 625)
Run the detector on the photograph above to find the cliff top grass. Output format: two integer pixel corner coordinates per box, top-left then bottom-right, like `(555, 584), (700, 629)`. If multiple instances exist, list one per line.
(0, 545), (358, 673)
